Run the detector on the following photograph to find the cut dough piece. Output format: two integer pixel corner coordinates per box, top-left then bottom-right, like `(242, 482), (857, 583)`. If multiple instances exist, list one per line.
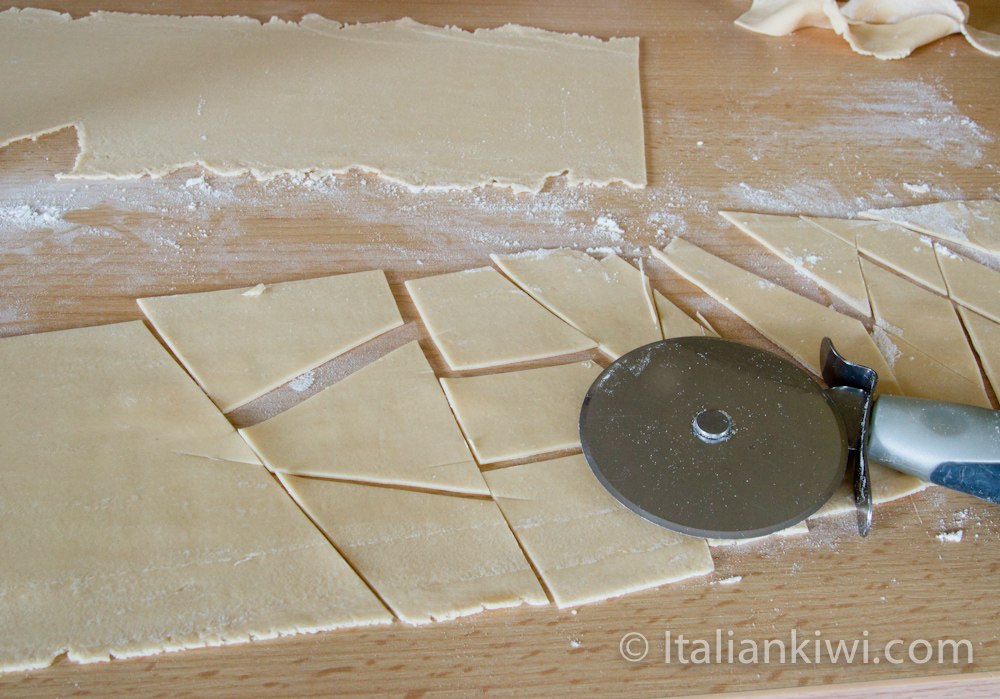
(405, 267), (595, 371)
(958, 306), (1000, 397)
(654, 289), (709, 338)
(0, 9), (645, 192)
(935, 245), (1000, 324)
(805, 216), (947, 295)
(440, 360), (602, 465)
(734, 0), (836, 36)
(483, 454), (714, 609)
(0, 322), (391, 673)
(138, 270), (402, 413)
(860, 258), (983, 386)
(860, 200), (1000, 257)
(962, 24), (1000, 57)
(706, 521), (810, 547)
(491, 249), (661, 359)
(811, 466), (929, 520)
(241, 342), (487, 495)
(651, 239), (901, 394)
(721, 211), (871, 317)
(839, 12), (963, 60)
(279, 475), (548, 624)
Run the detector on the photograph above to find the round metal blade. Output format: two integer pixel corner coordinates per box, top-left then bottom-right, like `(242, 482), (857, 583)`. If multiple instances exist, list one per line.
(580, 337), (847, 539)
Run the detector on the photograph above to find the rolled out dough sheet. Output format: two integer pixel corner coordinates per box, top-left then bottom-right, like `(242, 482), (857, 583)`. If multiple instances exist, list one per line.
(810, 465), (929, 520)
(720, 211), (872, 317)
(805, 216), (947, 296)
(405, 267), (595, 371)
(0, 8), (645, 192)
(860, 200), (1000, 257)
(706, 521), (810, 547)
(650, 239), (901, 394)
(440, 360), (602, 465)
(138, 270), (403, 413)
(958, 306), (1000, 397)
(0, 322), (391, 673)
(241, 342), (487, 495)
(484, 454), (714, 609)
(491, 249), (662, 359)
(278, 476), (548, 624)
(934, 245), (1000, 324)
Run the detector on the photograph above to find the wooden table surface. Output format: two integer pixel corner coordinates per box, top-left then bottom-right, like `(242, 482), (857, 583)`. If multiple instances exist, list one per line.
(2, 1), (1000, 697)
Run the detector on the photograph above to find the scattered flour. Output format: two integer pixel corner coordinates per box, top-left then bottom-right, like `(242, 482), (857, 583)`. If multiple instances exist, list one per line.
(936, 530), (964, 543)
(715, 575), (743, 585)
(287, 370), (316, 392)
(871, 325), (902, 370)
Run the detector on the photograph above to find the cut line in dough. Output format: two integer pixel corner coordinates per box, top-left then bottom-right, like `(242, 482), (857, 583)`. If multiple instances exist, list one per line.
(958, 306), (1000, 397)
(0, 8), (646, 192)
(934, 244), (1000, 324)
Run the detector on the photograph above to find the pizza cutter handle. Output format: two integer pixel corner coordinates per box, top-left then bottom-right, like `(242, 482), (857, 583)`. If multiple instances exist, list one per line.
(868, 395), (1000, 504)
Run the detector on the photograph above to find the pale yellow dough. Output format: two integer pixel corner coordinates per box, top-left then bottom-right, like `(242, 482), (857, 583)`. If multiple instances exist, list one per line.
(958, 307), (1000, 397)
(406, 267), (595, 370)
(278, 476), (548, 624)
(934, 245), (1000, 324)
(810, 466), (929, 520)
(860, 200), (1000, 257)
(650, 239), (901, 394)
(440, 361), (602, 465)
(483, 454), (714, 609)
(0, 322), (391, 673)
(706, 522), (810, 547)
(0, 9), (645, 192)
(241, 342), (487, 495)
(138, 270), (403, 413)
(721, 211), (871, 317)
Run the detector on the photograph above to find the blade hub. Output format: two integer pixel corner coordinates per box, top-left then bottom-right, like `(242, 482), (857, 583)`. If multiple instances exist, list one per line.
(692, 408), (734, 443)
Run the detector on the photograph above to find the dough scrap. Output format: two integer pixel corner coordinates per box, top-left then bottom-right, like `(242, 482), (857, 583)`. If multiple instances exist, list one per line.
(483, 454), (714, 609)
(440, 360), (602, 465)
(0, 9), (645, 192)
(650, 238), (901, 394)
(138, 270), (403, 413)
(860, 258), (983, 387)
(0, 322), (391, 673)
(734, 0), (836, 36)
(241, 342), (487, 495)
(491, 249), (662, 359)
(958, 306), (1000, 397)
(706, 521), (810, 547)
(405, 267), (595, 371)
(278, 476), (548, 624)
(720, 211), (871, 317)
(805, 216), (947, 295)
(860, 200), (1000, 257)
(934, 244), (1000, 324)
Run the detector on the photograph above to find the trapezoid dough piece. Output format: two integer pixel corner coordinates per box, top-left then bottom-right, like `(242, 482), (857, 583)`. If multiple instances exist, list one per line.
(860, 258), (983, 387)
(0, 321), (391, 673)
(805, 216), (947, 296)
(405, 266), (595, 371)
(934, 245), (1000, 324)
(483, 454), (714, 609)
(278, 475), (548, 624)
(138, 270), (403, 413)
(958, 306), (1000, 398)
(650, 238), (901, 394)
(241, 342), (487, 495)
(439, 360), (602, 465)
(721, 211), (872, 317)
(706, 521), (810, 547)
(491, 249), (661, 359)
(810, 465), (929, 520)
(0, 9), (645, 192)
(860, 200), (1000, 257)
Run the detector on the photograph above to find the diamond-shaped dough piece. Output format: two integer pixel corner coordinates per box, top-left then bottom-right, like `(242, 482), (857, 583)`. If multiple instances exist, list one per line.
(935, 245), (1000, 324)
(721, 211), (871, 317)
(440, 360), (602, 465)
(138, 270), (403, 412)
(278, 476), (548, 624)
(0, 321), (391, 673)
(805, 216), (947, 295)
(959, 306), (1000, 397)
(483, 454), (714, 609)
(241, 342), (487, 495)
(405, 267), (596, 370)
(860, 200), (1000, 257)
(491, 249), (662, 359)
(860, 258), (982, 386)
(651, 239), (900, 394)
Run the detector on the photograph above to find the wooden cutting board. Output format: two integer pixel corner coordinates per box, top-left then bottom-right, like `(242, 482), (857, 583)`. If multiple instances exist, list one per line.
(1, 1), (999, 696)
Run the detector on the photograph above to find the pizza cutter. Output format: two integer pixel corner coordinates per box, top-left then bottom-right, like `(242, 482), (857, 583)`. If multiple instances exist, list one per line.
(579, 336), (1000, 539)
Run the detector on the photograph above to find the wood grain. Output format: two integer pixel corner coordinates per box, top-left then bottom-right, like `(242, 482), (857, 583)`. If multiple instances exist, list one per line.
(1, 1), (999, 696)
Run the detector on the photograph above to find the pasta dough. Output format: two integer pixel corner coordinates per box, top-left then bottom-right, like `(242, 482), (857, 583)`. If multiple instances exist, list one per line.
(0, 322), (391, 672)
(440, 361), (602, 464)
(278, 476), (548, 624)
(958, 307), (1000, 397)
(139, 270), (403, 413)
(810, 466), (929, 519)
(483, 454), (714, 608)
(0, 9), (645, 192)
(860, 200), (1000, 257)
(241, 342), (488, 495)
(934, 245), (1000, 324)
